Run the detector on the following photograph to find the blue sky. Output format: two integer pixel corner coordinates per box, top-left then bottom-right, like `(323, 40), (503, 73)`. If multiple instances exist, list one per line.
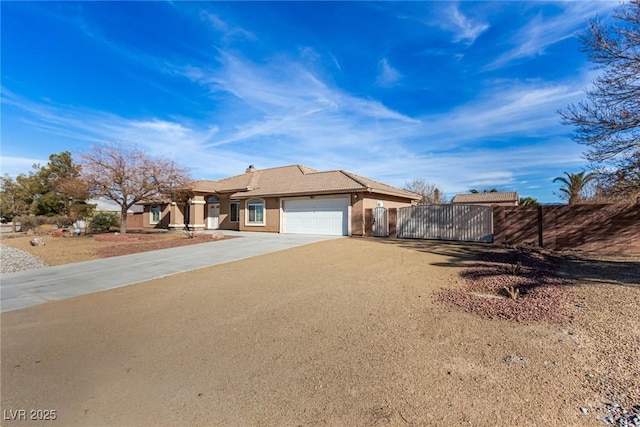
(1, 1), (619, 202)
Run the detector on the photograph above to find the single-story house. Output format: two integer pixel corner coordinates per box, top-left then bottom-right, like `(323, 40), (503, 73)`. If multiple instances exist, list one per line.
(451, 191), (519, 206)
(88, 198), (144, 214)
(139, 165), (420, 236)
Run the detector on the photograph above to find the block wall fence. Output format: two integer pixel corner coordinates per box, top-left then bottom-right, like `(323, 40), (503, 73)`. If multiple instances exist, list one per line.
(366, 203), (640, 254)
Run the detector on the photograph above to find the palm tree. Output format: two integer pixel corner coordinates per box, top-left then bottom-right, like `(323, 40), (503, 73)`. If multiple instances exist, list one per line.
(553, 171), (596, 205)
(519, 196), (539, 206)
(469, 188), (498, 194)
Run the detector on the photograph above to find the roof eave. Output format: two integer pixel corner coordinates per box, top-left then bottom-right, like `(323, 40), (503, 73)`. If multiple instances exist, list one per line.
(230, 188), (364, 199)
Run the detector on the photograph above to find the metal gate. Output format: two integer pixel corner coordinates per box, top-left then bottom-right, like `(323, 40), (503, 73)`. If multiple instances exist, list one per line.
(372, 206), (389, 237)
(397, 204), (493, 242)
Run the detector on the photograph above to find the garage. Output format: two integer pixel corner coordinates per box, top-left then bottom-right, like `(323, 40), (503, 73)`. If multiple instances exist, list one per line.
(283, 197), (349, 236)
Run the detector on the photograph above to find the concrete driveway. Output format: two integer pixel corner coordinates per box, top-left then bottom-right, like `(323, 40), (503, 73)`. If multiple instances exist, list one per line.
(0, 232), (339, 312)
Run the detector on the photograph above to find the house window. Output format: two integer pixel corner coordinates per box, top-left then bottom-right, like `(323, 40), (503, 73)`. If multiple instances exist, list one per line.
(230, 201), (240, 222)
(208, 196), (219, 202)
(150, 205), (161, 224)
(246, 199), (265, 225)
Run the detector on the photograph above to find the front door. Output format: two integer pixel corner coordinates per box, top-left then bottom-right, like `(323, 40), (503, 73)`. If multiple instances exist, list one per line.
(208, 203), (220, 229)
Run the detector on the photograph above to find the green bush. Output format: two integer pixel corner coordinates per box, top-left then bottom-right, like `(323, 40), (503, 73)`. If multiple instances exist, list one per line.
(89, 212), (119, 233)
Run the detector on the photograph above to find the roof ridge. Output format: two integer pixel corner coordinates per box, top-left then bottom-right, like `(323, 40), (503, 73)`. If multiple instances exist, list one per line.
(339, 170), (370, 189)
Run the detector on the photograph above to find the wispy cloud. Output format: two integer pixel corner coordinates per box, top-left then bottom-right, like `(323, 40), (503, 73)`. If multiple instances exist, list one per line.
(0, 156), (47, 177)
(376, 58), (402, 87)
(199, 11), (255, 42)
(2, 50), (592, 196)
(441, 4), (489, 45)
(485, 2), (617, 70)
(177, 50), (419, 150)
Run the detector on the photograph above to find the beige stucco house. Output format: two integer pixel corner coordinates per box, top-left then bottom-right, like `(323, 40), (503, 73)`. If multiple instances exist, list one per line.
(139, 165), (420, 236)
(451, 191), (519, 206)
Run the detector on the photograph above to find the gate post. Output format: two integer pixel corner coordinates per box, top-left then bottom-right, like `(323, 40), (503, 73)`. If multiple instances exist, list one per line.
(365, 208), (374, 236)
(389, 208), (397, 238)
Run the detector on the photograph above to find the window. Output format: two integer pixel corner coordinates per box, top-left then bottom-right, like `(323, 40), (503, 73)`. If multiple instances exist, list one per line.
(230, 201), (240, 222)
(208, 196), (219, 202)
(246, 199), (265, 225)
(150, 205), (161, 224)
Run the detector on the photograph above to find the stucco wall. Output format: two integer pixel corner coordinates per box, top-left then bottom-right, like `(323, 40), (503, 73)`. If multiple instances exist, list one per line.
(142, 203), (171, 229)
(239, 197), (280, 233)
(363, 195), (415, 210)
(203, 194), (240, 231)
(351, 193), (365, 236)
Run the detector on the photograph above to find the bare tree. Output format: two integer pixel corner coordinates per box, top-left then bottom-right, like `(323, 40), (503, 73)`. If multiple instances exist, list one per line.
(559, 1), (640, 197)
(80, 142), (191, 234)
(404, 179), (444, 204)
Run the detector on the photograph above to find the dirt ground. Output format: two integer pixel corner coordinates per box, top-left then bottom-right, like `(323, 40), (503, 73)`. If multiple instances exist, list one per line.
(0, 232), (223, 266)
(1, 238), (638, 426)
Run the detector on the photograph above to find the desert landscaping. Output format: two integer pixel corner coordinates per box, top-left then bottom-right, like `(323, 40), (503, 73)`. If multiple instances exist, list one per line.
(0, 233), (638, 426)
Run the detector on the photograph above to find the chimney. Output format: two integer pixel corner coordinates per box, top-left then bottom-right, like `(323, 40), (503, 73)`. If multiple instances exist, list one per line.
(246, 165), (256, 173)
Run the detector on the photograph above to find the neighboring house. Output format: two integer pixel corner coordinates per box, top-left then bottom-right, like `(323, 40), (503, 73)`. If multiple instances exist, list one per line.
(87, 198), (144, 214)
(139, 165), (420, 236)
(451, 192), (519, 206)
(87, 198), (145, 229)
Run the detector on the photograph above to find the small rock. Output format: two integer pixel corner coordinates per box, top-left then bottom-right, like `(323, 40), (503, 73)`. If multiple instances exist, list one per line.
(581, 407), (589, 414)
(503, 354), (527, 367)
(29, 238), (45, 247)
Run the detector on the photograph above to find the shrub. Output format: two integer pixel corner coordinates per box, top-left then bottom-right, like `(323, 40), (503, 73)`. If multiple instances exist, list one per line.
(504, 261), (524, 276)
(89, 212), (119, 233)
(13, 215), (42, 231)
(503, 286), (521, 300)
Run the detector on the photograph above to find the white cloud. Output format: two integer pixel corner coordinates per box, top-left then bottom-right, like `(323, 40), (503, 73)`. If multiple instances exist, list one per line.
(0, 156), (47, 177)
(376, 58), (402, 87)
(2, 42), (596, 202)
(485, 2), (618, 70)
(199, 12), (255, 41)
(442, 4), (489, 45)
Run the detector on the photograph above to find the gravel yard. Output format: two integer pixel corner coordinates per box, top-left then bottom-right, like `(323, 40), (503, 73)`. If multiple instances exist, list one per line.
(1, 237), (638, 426)
(0, 245), (48, 273)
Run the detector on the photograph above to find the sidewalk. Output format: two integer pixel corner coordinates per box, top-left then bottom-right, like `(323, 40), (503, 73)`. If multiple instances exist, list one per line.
(1, 232), (339, 312)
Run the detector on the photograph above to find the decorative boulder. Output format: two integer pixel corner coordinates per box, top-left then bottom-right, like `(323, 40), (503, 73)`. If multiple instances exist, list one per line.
(29, 238), (46, 247)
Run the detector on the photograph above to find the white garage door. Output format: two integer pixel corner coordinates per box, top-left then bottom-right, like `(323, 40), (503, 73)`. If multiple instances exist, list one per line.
(283, 198), (349, 236)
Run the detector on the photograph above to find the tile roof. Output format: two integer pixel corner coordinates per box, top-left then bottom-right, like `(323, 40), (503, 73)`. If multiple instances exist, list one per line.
(451, 191), (519, 204)
(190, 165), (420, 200)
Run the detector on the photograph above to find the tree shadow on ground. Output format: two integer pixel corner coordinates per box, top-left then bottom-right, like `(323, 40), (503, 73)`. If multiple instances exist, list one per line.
(368, 237), (640, 288)
(371, 237), (491, 268)
(552, 254), (640, 288)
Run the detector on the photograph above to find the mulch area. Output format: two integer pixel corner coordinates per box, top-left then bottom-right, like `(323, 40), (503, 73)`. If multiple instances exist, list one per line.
(95, 234), (234, 258)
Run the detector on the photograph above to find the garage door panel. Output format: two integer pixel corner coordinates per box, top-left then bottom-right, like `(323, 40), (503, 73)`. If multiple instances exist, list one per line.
(284, 198), (348, 236)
